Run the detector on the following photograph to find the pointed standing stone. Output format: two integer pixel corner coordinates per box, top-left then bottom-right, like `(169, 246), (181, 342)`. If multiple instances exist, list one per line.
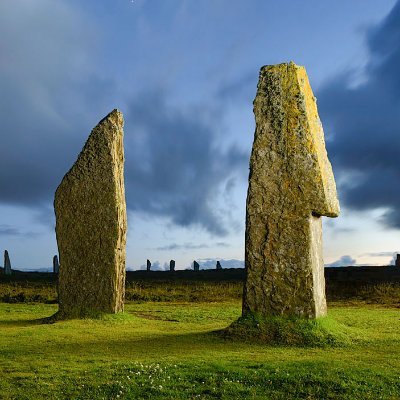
(54, 109), (127, 318)
(4, 250), (11, 276)
(243, 63), (340, 319)
(170, 260), (175, 272)
(53, 255), (59, 274)
(216, 261), (222, 270)
(146, 259), (151, 271)
(193, 261), (200, 271)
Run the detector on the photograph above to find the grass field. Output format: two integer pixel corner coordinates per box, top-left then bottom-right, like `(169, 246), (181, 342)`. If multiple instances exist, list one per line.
(1, 297), (399, 399)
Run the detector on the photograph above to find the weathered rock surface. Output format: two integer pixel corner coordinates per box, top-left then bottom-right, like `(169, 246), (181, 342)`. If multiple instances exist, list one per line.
(53, 255), (59, 274)
(243, 62), (340, 319)
(55, 109), (127, 318)
(170, 260), (175, 272)
(147, 259), (151, 271)
(193, 261), (200, 271)
(4, 250), (11, 276)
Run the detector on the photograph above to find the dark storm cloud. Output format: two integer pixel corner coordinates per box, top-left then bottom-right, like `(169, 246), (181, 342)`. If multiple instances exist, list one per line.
(124, 91), (247, 236)
(318, 1), (400, 229)
(0, 1), (115, 208)
(0, 1), (247, 237)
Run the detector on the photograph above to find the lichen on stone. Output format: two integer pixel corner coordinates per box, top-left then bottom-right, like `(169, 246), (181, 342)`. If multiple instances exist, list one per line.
(54, 109), (127, 319)
(243, 62), (339, 319)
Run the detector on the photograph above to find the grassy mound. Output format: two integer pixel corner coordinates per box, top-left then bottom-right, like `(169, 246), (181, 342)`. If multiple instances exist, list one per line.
(223, 313), (352, 347)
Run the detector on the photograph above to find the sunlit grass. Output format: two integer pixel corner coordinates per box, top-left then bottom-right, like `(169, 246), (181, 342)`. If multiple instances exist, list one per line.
(0, 301), (399, 399)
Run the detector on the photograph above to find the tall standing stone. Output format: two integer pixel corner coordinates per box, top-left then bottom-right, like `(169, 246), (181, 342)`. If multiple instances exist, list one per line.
(396, 254), (400, 267)
(54, 109), (127, 318)
(216, 261), (222, 270)
(243, 63), (340, 319)
(146, 259), (151, 271)
(193, 261), (200, 271)
(53, 255), (59, 274)
(4, 250), (11, 276)
(170, 260), (175, 272)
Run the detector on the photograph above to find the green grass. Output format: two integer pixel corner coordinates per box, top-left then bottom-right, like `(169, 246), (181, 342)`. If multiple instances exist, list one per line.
(0, 301), (399, 399)
(223, 313), (353, 347)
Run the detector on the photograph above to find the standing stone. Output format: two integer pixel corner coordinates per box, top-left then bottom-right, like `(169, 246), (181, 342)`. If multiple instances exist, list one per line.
(193, 261), (200, 271)
(216, 261), (222, 270)
(54, 109), (127, 318)
(146, 259), (151, 271)
(53, 255), (59, 274)
(243, 62), (340, 319)
(170, 260), (175, 272)
(396, 254), (400, 267)
(4, 250), (11, 276)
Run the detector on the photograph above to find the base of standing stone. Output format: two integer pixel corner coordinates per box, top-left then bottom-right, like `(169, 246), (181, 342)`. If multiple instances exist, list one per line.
(221, 313), (350, 347)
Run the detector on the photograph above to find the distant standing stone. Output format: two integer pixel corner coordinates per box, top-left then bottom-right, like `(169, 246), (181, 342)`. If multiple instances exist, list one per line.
(147, 259), (151, 271)
(243, 63), (340, 319)
(193, 261), (200, 271)
(396, 254), (400, 267)
(53, 255), (59, 274)
(170, 260), (175, 272)
(54, 109), (127, 318)
(4, 250), (11, 276)
(216, 261), (222, 270)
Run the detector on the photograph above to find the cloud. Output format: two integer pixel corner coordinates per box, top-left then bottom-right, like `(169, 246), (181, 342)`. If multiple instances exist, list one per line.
(124, 91), (247, 236)
(360, 251), (398, 258)
(325, 255), (357, 268)
(0, 1), (248, 238)
(0, 1), (115, 209)
(318, 1), (400, 229)
(135, 260), (167, 271)
(216, 71), (257, 103)
(0, 224), (38, 238)
(155, 242), (230, 251)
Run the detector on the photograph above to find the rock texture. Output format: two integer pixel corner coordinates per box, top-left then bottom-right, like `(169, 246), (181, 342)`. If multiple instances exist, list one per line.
(4, 250), (11, 276)
(53, 255), (59, 274)
(170, 260), (175, 272)
(243, 62), (340, 319)
(54, 109), (127, 318)
(147, 259), (151, 271)
(193, 261), (200, 272)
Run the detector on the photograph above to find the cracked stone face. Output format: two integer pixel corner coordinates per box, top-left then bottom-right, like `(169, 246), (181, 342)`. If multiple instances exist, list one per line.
(55, 109), (127, 318)
(243, 62), (340, 319)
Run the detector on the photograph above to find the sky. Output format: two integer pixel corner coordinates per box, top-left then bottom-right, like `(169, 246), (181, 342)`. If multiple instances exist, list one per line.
(0, 0), (399, 271)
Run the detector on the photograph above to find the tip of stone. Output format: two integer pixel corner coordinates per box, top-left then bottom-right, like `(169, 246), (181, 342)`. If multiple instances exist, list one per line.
(100, 109), (124, 127)
(260, 61), (305, 73)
